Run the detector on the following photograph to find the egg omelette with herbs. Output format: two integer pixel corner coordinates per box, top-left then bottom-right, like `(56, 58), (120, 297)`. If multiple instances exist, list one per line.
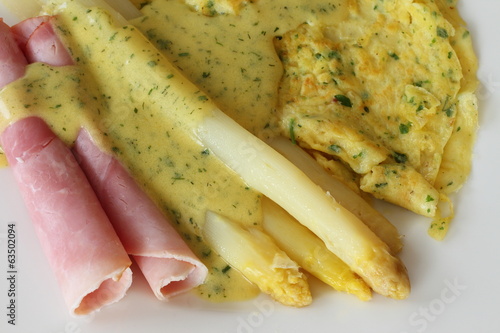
(272, 0), (478, 240)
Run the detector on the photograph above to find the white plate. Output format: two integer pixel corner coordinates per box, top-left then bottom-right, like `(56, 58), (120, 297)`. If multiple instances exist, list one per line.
(1, 1), (499, 332)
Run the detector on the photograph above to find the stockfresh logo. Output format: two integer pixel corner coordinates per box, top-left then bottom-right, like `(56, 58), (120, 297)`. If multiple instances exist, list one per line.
(401, 277), (467, 333)
(235, 297), (275, 333)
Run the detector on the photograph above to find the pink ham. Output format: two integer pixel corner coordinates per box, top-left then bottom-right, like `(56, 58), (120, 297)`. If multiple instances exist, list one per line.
(0, 117), (133, 315)
(0, 20), (132, 316)
(74, 130), (208, 300)
(0, 19), (28, 87)
(15, 16), (208, 300)
(10, 15), (50, 52)
(13, 16), (73, 66)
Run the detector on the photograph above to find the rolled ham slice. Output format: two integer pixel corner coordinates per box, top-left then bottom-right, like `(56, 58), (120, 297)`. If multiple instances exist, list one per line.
(12, 16), (73, 65)
(74, 130), (208, 300)
(10, 15), (50, 52)
(0, 20), (132, 316)
(0, 18), (27, 87)
(0, 117), (133, 315)
(15, 15), (208, 300)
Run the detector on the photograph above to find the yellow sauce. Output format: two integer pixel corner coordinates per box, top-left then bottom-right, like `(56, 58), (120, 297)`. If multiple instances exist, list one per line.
(134, 0), (350, 137)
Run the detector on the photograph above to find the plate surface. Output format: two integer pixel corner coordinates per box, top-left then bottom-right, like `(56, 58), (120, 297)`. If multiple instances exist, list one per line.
(1, 1), (500, 332)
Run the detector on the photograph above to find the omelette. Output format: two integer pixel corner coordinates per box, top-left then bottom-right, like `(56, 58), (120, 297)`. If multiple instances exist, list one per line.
(274, 0), (478, 239)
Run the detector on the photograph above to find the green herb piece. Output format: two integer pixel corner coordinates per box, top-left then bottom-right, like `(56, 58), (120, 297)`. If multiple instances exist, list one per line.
(328, 50), (341, 59)
(172, 173), (185, 181)
(352, 151), (364, 159)
(289, 118), (297, 144)
(393, 152), (408, 164)
(399, 122), (412, 134)
(328, 144), (342, 153)
(444, 106), (454, 117)
(414, 80), (431, 87)
(388, 52), (400, 60)
(437, 27), (448, 38)
(334, 94), (352, 107)
(441, 96), (454, 117)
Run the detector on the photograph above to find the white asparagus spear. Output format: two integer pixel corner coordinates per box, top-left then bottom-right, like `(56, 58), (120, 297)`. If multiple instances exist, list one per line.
(0, 0), (42, 20)
(267, 136), (403, 254)
(261, 197), (372, 301)
(203, 210), (312, 307)
(197, 110), (410, 299)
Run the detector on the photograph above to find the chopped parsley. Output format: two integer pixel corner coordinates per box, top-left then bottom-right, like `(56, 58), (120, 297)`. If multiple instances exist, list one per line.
(328, 144), (342, 153)
(289, 118), (297, 144)
(437, 27), (449, 38)
(328, 50), (341, 59)
(393, 152), (408, 164)
(334, 94), (353, 107)
(399, 122), (412, 134)
(388, 52), (400, 60)
(352, 151), (364, 159)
